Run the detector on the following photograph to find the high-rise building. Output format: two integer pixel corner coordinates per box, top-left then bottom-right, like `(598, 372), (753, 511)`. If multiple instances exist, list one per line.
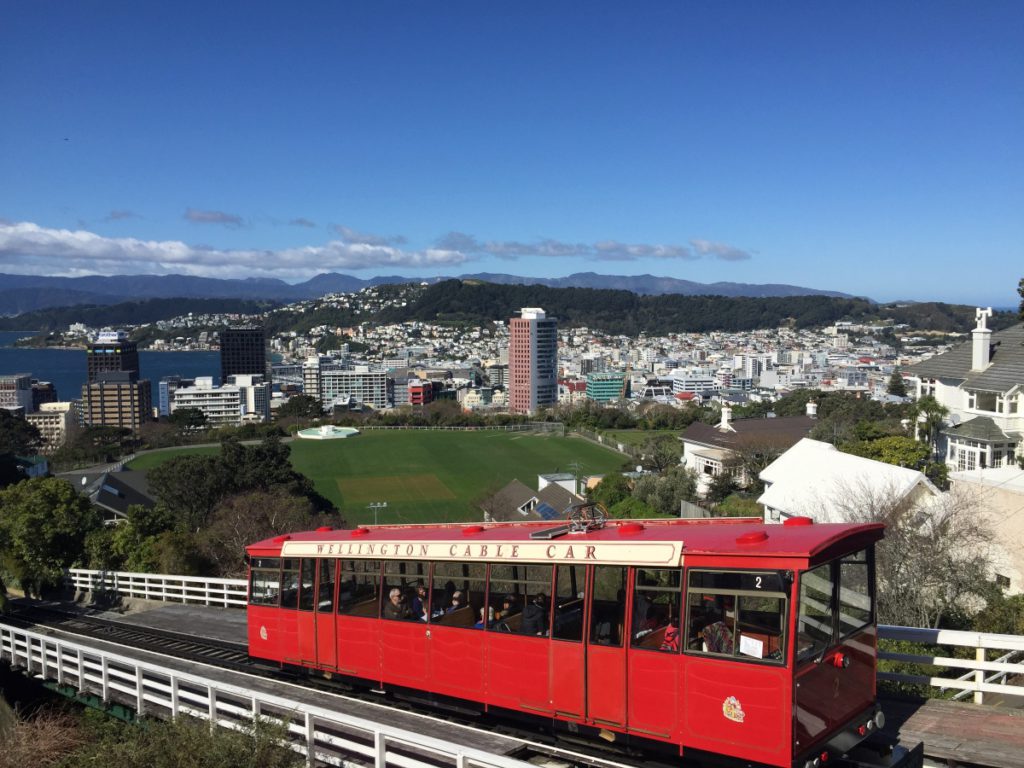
(82, 331), (150, 429)
(81, 371), (152, 431)
(320, 366), (392, 410)
(220, 326), (269, 385)
(87, 330), (139, 383)
(0, 373), (34, 413)
(157, 375), (195, 417)
(586, 371), (629, 403)
(31, 380), (58, 409)
(508, 307), (558, 415)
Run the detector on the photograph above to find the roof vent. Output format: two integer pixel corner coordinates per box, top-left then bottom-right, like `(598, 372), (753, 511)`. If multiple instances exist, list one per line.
(618, 522), (644, 536)
(462, 525), (485, 536)
(736, 531), (769, 546)
(273, 534), (291, 543)
(783, 516), (814, 527)
(351, 527), (370, 537)
(316, 526), (333, 532)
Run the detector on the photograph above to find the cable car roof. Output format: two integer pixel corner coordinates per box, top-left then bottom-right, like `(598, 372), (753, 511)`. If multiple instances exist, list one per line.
(247, 518), (884, 565)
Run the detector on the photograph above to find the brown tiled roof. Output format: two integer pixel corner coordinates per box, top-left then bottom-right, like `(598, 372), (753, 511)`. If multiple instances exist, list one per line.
(680, 415), (816, 451)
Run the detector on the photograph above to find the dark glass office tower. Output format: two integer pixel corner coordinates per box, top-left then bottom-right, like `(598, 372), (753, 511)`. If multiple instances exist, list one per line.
(220, 326), (270, 384)
(87, 330), (140, 383)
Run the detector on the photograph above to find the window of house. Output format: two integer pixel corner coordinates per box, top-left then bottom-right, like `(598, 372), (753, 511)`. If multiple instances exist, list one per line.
(974, 391), (998, 412)
(995, 573), (1011, 590)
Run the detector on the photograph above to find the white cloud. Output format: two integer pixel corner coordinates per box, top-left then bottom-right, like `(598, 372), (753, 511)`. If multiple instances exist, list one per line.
(184, 208), (244, 227)
(0, 221), (468, 279)
(593, 240), (696, 261)
(690, 239), (752, 261)
(333, 225), (407, 246)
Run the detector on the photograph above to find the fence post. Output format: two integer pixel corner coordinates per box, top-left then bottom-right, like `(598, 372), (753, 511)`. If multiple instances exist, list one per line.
(975, 643), (985, 705)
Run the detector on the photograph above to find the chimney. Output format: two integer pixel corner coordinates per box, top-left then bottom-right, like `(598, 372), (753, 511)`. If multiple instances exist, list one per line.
(806, 401), (818, 419)
(971, 307), (993, 372)
(718, 404), (735, 432)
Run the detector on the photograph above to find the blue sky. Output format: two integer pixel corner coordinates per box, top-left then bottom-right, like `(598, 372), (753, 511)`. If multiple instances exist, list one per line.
(1, 2), (1021, 306)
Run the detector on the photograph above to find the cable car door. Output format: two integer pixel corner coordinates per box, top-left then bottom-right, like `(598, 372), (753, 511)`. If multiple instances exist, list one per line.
(626, 567), (682, 741)
(550, 564), (587, 719)
(296, 558), (318, 665)
(586, 565), (628, 729)
(314, 559), (338, 669)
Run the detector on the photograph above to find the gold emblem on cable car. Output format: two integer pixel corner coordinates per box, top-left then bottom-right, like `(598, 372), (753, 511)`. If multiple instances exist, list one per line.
(723, 696), (746, 723)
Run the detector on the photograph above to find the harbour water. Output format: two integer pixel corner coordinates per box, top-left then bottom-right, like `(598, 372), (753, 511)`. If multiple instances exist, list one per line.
(0, 331), (220, 402)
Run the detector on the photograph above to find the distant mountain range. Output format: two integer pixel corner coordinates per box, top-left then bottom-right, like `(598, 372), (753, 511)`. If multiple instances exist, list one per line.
(0, 271), (855, 315)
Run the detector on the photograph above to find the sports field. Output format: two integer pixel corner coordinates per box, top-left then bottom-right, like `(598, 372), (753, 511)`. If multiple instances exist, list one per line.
(290, 430), (625, 524)
(129, 431), (626, 525)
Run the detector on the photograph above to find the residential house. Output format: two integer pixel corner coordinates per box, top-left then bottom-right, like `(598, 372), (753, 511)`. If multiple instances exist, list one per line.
(757, 438), (939, 523)
(908, 309), (1023, 471)
(679, 405), (816, 495)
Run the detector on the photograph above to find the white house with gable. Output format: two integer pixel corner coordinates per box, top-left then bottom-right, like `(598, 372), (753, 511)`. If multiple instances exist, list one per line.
(758, 438), (940, 523)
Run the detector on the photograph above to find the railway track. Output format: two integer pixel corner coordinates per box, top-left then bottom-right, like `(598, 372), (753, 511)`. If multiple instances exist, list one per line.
(5, 602), (667, 768)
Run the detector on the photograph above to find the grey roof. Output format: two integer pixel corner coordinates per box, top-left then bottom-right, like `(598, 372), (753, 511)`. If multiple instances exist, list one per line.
(481, 479), (538, 522)
(942, 416), (1014, 443)
(908, 323), (1024, 393)
(680, 415), (816, 451)
(535, 483), (578, 514)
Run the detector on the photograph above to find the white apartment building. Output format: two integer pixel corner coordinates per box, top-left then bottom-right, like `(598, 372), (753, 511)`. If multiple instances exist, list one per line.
(171, 376), (242, 427)
(26, 401), (79, 453)
(321, 366), (392, 409)
(670, 367), (720, 396)
(228, 374), (271, 421)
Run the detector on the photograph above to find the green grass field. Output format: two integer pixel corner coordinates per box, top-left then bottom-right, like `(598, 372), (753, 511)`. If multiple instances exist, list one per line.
(128, 445), (221, 469)
(129, 431), (626, 525)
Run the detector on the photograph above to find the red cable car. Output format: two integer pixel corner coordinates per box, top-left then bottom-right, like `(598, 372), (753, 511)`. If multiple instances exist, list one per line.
(246, 517), (919, 768)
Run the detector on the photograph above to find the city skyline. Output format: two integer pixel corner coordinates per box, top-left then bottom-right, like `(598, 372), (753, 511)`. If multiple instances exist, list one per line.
(1, 3), (1021, 307)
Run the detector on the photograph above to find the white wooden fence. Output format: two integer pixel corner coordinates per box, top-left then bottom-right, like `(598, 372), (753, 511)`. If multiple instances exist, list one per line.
(68, 569), (248, 608)
(0, 620), (535, 768)
(878, 624), (1024, 705)
(66, 570), (1024, 705)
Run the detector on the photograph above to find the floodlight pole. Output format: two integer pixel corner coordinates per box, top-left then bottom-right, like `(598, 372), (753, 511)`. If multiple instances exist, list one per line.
(368, 501), (388, 526)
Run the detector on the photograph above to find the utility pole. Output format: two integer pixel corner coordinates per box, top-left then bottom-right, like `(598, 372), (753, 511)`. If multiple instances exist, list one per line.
(367, 501), (388, 526)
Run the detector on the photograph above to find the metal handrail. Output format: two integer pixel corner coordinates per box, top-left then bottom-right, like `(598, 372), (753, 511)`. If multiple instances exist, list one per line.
(0, 620), (534, 768)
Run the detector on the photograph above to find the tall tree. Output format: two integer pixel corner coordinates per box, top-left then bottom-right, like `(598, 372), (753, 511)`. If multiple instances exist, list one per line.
(887, 369), (908, 397)
(0, 409), (41, 455)
(0, 477), (101, 596)
(911, 395), (949, 459)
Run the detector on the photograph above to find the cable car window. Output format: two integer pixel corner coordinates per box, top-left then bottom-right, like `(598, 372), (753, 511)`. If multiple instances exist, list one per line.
(279, 558), (300, 610)
(337, 560), (381, 617)
(382, 560), (430, 621)
(630, 568), (682, 653)
(430, 562), (486, 629)
(838, 550), (872, 636)
(590, 566), (627, 647)
(298, 559), (317, 611)
(487, 564), (552, 634)
(797, 564), (835, 662)
(685, 569), (787, 664)
(249, 558), (281, 607)
(317, 559), (336, 613)
(553, 564), (585, 642)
